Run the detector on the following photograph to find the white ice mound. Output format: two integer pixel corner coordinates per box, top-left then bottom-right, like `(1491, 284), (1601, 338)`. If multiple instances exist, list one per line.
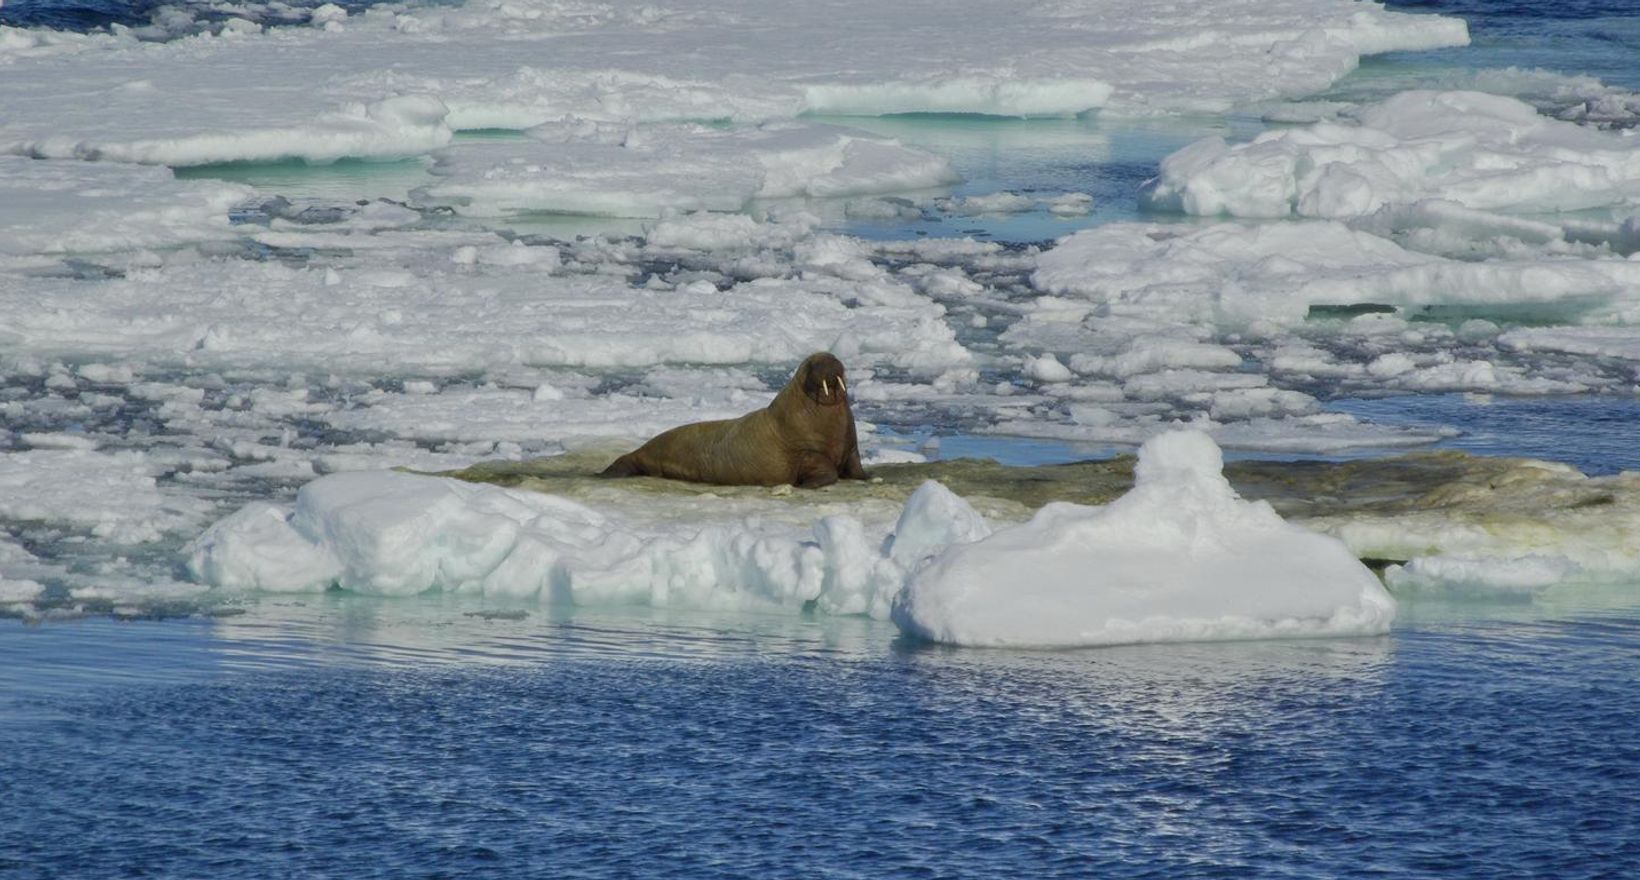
(416, 121), (957, 218)
(1143, 90), (1640, 227)
(893, 431), (1396, 647)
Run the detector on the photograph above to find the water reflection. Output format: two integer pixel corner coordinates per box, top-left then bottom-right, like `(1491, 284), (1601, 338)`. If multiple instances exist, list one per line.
(203, 594), (894, 670)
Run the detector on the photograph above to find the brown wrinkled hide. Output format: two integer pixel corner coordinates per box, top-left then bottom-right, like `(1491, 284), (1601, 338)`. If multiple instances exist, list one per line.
(599, 352), (868, 488)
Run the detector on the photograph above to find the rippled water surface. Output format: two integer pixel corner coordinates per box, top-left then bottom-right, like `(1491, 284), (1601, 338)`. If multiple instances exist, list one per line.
(4, 598), (1639, 879)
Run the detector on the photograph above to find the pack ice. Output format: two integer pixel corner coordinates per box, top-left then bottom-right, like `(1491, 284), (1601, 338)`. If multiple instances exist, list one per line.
(0, 0), (1466, 165)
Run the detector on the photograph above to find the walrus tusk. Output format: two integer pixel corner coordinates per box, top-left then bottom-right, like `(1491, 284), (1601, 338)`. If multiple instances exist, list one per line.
(838, 377), (846, 394)
(821, 378), (831, 396)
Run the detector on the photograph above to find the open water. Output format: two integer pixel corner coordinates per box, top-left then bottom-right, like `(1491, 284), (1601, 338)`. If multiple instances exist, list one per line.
(3, 599), (1638, 878)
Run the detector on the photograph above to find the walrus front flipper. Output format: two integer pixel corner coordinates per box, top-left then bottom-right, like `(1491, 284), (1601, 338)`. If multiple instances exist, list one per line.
(794, 454), (840, 489)
(840, 444), (869, 481)
(598, 454), (644, 478)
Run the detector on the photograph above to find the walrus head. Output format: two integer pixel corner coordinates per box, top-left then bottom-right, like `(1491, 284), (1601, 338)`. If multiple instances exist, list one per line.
(796, 351), (849, 407)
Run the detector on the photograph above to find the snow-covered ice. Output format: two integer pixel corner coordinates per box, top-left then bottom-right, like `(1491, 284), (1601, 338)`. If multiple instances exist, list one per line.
(1143, 91), (1640, 253)
(418, 122), (958, 218)
(0, 156), (251, 257)
(187, 466), (916, 617)
(1, 0), (1465, 166)
(1033, 220), (1640, 329)
(895, 430), (1395, 646)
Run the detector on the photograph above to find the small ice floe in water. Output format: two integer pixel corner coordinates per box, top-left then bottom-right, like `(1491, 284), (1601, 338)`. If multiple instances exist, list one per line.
(892, 430), (1396, 648)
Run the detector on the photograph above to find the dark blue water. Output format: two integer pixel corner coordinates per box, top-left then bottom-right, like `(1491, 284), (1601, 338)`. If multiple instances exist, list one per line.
(0, 0), (155, 30)
(1384, 0), (1640, 90)
(1331, 394), (1640, 475)
(2, 602), (1638, 879)
(0, 0), (382, 31)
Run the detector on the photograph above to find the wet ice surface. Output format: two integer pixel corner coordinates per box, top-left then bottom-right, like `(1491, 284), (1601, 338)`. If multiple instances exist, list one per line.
(2, 599), (1638, 878)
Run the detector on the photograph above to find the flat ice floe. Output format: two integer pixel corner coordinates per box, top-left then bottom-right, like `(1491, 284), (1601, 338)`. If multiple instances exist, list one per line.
(1032, 219), (1640, 328)
(0, 156), (251, 258)
(418, 122), (957, 218)
(0, 0), (1466, 165)
(894, 431), (1395, 647)
(186, 431), (1402, 645)
(1144, 90), (1640, 253)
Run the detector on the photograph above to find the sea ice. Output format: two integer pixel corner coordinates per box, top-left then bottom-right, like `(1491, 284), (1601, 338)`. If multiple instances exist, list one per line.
(186, 467), (919, 614)
(0, 448), (217, 544)
(1032, 220), (1640, 328)
(1143, 90), (1640, 250)
(418, 122), (958, 218)
(1, 0), (1466, 165)
(893, 430), (1396, 647)
(0, 225), (969, 374)
(0, 156), (251, 257)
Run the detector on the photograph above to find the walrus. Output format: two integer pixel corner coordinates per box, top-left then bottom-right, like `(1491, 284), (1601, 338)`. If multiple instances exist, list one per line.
(599, 352), (868, 488)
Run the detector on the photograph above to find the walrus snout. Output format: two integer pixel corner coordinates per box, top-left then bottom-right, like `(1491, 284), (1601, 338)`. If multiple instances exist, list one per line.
(800, 351), (849, 406)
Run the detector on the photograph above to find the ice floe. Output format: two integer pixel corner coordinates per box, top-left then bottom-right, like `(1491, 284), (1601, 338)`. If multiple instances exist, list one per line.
(1032, 220), (1640, 329)
(895, 431), (1395, 646)
(185, 466), (912, 614)
(416, 122), (957, 218)
(0, 156), (251, 257)
(187, 430), (1400, 646)
(0, 448), (216, 544)
(0, 222), (968, 375)
(1143, 91), (1640, 253)
(184, 430), (1403, 646)
(1, 0), (1465, 165)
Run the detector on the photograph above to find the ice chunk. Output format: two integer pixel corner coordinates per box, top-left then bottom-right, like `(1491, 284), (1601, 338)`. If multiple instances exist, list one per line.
(893, 431), (1396, 647)
(188, 469), (865, 611)
(1384, 555), (1577, 598)
(886, 481), (992, 570)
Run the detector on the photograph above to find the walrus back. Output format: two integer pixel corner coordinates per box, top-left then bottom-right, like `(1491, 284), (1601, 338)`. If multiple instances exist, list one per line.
(597, 453), (643, 478)
(598, 416), (772, 483)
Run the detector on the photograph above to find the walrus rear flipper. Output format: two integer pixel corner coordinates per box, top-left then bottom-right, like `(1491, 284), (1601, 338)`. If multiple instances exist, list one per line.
(598, 454), (643, 478)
